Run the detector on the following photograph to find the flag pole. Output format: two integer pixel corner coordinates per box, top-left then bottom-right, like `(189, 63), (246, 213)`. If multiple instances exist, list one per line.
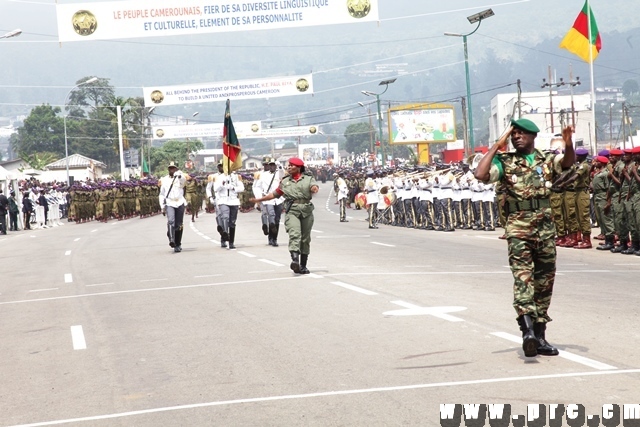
(226, 99), (231, 176)
(587, 0), (597, 154)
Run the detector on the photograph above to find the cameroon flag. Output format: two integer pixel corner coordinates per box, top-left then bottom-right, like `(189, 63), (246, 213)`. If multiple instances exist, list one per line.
(222, 99), (242, 175)
(559, 0), (601, 63)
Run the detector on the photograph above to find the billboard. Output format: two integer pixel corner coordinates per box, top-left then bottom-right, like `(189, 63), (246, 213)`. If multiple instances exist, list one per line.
(298, 143), (339, 166)
(388, 103), (456, 145)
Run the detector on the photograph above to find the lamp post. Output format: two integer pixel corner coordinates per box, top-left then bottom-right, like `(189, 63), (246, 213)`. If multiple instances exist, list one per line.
(64, 77), (98, 187)
(609, 102), (615, 141)
(362, 78), (396, 167)
(445, 8), (495, 154)
(0, 29), (22, 39)
(357, 102), (375, 166)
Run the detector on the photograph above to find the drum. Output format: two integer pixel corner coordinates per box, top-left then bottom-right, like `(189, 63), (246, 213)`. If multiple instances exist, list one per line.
(355, 192), (368, 209)
(379, 191), (397, 210)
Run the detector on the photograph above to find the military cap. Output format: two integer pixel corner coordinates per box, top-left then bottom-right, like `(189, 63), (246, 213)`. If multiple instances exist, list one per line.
(510, 118), (540, 134)
(262, 156), (270, 164)
(575, 148), (589, 156)
(288, 157), (304, 167)
(168, 161), (178, 169)
(624, 148), (634, 154)
(217, 159), (224, 166)
(597, 149), (610, 157)
(268, 158), (276, 164)
(609, 149), (623, 156)
(596, 156), (609, 164)
(632, 146), (640, 154)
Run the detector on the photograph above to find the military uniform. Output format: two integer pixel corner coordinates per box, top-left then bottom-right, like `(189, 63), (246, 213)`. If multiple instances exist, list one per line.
(159, 162), (187, 252)
(593, 156), (615, 250)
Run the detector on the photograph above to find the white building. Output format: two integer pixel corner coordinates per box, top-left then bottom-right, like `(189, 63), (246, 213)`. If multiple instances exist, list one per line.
(489, 91), (593, 150)
(43, 154), (107, 184)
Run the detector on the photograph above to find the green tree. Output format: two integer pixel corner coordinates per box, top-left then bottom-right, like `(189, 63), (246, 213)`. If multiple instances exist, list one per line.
(622, 79), (639, 98)
(344, 122), (373, 155)
(21, 152), (59, 170)
(149, 139), (204, 176)
(11, 104), (64, 157)
(67, 77), (115, 117)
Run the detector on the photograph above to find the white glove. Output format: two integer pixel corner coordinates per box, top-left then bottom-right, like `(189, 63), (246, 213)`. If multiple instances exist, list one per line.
(209, 197), (214, 204)
(176, 172), (182, 179)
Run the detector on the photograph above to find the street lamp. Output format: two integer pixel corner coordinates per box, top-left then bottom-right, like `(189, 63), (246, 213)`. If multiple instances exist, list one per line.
(609, 102), (615, 141)
(63, 77), (98, 186)
(361, 78), (396, 167)
(357, 101), (376, 166)
(0, 29), (22, 39)
(445, 8), (495, 154)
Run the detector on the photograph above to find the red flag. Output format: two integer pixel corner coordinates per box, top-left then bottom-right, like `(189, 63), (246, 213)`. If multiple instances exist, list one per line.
(222, 99), (242, 174)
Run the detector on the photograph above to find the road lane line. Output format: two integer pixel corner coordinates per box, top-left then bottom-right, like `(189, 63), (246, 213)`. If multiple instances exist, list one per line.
(91, 229), (98, 233)
(386, 301), (466, 322)
(490, 332), (617, 370)
(330, 281), (378, 296)
(308, 273), (324, 279)
(0, 276), (305, 306)
(65, 250), (71, 256)
(194, 274), (223, 278)
(70, 325), (87, 350)
(311, 229), (324, 233)
(74, 238), (81, 242)
(29, 288), (59, 293)
(371, 242), (395, 247)
(12, 369), (640, 427)
(64, 274), (73, 283)
(238, 251), (256, 258)
(324, 271), (513, 277)
(140, 278), (168, 283)
(86, 283), (114, 287)
(259, 259), (285, 267)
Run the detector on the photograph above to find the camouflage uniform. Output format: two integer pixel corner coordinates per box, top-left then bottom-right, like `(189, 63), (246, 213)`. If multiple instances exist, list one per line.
(592, 165), (614, 245)
(488, 149), (564, 323)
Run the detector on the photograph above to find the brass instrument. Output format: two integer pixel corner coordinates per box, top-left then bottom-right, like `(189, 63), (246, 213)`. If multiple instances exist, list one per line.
(467, 153), (484, 170)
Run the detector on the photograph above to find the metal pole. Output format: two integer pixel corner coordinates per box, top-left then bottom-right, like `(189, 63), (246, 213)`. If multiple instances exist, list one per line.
(463, 35), (474, 153)
(376, 94), (384, 166)
(64, 115), (70, 186)
(117, 105), (126, 180)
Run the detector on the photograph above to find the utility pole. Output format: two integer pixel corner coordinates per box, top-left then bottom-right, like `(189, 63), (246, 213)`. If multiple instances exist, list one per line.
(567, 65), (581, 129)
(541, 65), (565, 134)
(516, 79), (522, 119)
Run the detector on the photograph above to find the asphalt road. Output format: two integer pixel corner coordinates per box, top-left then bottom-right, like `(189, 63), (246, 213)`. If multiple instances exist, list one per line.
(1, 183), (640, 427)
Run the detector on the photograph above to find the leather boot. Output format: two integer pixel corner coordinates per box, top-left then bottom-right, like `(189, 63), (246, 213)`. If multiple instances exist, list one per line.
(533, 322), (559, 356)
(167, 224), (176, 248)
(300, 254), (310, 274)
(597, 235), (615, 250)
(518, 314), (538, 357)
(228, 228), (236, 249)
(555, 235), (567, 246)
(622, 240), (639, 255)
(174, 229), (183, 252)
(220, 239), (227, 248)
(290, 251), (301, 274)
(272, 224), (279, 247)
(611, 239), (629, 253)
(561, 232), (578, 247)
(575, 233), (592, 249)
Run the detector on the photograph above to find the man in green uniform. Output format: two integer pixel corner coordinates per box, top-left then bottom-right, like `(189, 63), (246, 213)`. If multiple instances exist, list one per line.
(475, 119), (575, 358)
(609, 149), (630, 252)
(562, 148), (592, 248)
(593, 156), (616, 250)
(250, 157), (319, 274)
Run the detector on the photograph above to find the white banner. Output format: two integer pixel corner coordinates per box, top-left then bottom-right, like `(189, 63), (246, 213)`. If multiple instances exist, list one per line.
(153, 121), (261, 139)
(259, 125), (319, 138)
(299, 143), (339, 165)
(143, 74), (313, 107)
(56, 0), (379, 42)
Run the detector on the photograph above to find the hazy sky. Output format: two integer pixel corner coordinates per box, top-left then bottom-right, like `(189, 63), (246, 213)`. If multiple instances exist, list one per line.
(1, 0), (639, 122)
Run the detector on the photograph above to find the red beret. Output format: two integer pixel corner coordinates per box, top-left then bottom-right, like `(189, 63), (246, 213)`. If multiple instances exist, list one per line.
(288, 157), (305, 167)
(632, 146), (640, 154)
(596, 156), (609, 164)
(624, 148), (634, 154)
(609, 149), (623, 156)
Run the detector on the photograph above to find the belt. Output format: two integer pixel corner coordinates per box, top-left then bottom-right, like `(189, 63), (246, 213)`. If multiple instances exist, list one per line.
(506, 198), (550, 213)
(292, 199), (310, 204)
(473, 190), (483, 193)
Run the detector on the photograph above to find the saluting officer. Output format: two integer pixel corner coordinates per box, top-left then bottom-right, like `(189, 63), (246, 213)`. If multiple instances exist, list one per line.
(249, 157), (319, 274)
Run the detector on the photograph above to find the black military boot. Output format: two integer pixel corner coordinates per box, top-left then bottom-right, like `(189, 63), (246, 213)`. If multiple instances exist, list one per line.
(167, 224), (176, 248)
(611, 239), (628, 253)
(518, 314), (538, 357)
(272, 224), (279, 247)
(228, 228), (236, 249)
(622, 240), (639, 255)
(300, 254), (310, 274)
(597, 235), (615, 251)
(174, 229), (183, 252)
(533, 322), (559, 356)
(220, 239), (227, 248)
(290, 251), (301, 274)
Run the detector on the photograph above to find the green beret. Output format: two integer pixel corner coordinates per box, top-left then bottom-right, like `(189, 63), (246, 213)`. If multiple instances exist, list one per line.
(511, 118), (540, 134)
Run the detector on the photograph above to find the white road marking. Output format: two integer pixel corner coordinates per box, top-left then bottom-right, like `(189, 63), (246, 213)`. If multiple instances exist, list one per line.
(29, 288), (59, 293)
(371, 242), (395, 247)
(65, 250), (71, 256)
(74, 238), (80, 242)
(324, 271), (513, 277)
(490, 332), (617, 370)
(140, 278), (168, 283)
(86, 283), (114, 287)
(13, 369), (640, 427)
(317, 234), (370, 239)
(0, 276), (305, 306)
(475, 236), (501, 240)
(455, 265), (480, 267)
(384, 301), (466, 322)
(330, 281), (378, 296)
(91, 229), (98, 233)
(238, 251), (257, 258)
(70, 325), (87, 350)
(259, 259), (285, 267)
(64, 274), (73, 283)
(308, 273), (324, 279)
(194, 274), (223, 278)
(203, 236), (212, 240)
(614, 264), (640, 266)
(311, 229), (324, 233)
